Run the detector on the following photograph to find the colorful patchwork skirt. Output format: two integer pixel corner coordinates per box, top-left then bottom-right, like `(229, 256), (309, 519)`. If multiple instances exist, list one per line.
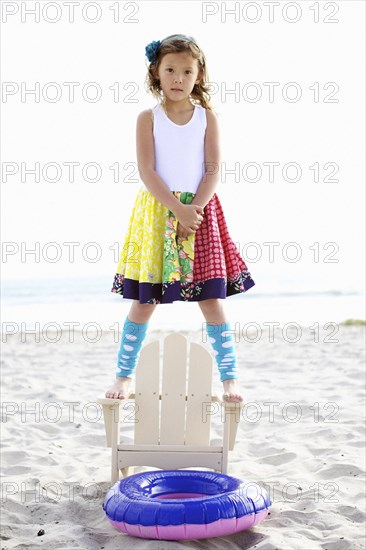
(111, 188), (255, 304)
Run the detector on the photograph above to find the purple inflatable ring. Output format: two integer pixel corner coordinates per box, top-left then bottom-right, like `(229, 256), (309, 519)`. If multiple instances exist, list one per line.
(103, 469), (272, 540)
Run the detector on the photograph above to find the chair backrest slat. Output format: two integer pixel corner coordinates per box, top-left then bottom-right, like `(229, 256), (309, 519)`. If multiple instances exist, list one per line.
(185, 342), (213, 446)
(134, 340), (160, 445)
(133, 333), (214, 448)
(160, 333), (187, 445)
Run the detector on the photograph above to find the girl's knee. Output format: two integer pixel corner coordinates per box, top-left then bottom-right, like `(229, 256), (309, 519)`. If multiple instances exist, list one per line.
(131, 302), (158, 316)
(198, 298), (221, 310)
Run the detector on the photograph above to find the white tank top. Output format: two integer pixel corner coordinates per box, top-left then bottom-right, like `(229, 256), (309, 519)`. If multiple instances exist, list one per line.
(139, 102), (207, 193)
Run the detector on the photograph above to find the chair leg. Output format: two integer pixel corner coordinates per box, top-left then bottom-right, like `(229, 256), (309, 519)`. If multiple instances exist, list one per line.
(110, 404), (121, 484)
(120, 466), (133, 478)
(111, 449), (120, 484)
(223, 402), (242, 451)
(229, 402), (243, 450)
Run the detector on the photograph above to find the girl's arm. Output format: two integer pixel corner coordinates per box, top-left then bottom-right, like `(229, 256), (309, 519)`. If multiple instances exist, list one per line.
(136, 109), (185, 218)
(191, 109), (221, 209)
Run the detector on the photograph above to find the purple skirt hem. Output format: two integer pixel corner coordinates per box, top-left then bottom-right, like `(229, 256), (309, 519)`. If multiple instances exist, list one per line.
(111, 272), (255, 304)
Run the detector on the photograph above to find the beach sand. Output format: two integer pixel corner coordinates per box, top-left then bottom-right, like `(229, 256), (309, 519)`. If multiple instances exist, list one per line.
(1, 323), (365, 549)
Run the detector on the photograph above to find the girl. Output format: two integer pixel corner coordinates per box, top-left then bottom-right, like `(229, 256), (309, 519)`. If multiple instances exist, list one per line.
(106, 34), (255, 403)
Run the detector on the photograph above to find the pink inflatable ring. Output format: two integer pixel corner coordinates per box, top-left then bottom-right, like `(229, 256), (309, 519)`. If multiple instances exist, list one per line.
(102, 469), (271, 540)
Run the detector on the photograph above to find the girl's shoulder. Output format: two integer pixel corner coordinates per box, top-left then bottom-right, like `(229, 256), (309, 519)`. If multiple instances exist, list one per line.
(204, 107), (218, 119)
(136, 108), (154, 130)
(137, 104), (162, 125)
(196, 104), (219, 120)
(137, 107), (154, 119)
(204, 107), (219, 130)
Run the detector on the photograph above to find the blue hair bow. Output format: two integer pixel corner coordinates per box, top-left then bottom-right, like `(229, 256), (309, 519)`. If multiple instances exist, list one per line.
(145, 40), (161, 64)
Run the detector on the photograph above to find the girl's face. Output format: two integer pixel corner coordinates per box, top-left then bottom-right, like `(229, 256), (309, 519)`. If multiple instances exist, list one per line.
(156, 51), (201, 102)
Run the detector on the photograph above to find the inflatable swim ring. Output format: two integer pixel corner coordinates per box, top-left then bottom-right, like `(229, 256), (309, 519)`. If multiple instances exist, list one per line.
(102, 469), (272, 540)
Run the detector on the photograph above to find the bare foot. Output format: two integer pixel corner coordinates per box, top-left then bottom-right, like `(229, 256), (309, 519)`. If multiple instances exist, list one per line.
(105, 376), (132, 399)
(222, 379), (244, 403)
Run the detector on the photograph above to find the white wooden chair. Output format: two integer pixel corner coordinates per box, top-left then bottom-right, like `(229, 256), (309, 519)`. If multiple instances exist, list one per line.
(97, 332), (244, 483)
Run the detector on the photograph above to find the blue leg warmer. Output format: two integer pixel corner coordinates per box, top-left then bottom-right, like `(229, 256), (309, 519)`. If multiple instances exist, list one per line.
(205, 321), (239, 382)
(116, 316), (149, 379)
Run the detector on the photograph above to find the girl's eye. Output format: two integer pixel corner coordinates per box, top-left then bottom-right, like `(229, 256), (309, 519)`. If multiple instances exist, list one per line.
(165, 69), (192, 74)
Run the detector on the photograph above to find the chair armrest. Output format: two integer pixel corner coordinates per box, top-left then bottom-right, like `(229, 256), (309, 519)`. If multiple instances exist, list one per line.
(96, 392), (135, 405)
(211, 392), (223, 403)
(211, 392), (245, 409)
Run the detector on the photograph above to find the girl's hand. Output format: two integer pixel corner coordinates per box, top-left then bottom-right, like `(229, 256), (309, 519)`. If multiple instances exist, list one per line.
(176, 222), (189, 240)
(176, 204), (204, 233)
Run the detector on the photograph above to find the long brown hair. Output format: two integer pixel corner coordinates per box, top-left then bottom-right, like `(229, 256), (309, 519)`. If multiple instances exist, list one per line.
(145, 34), (215, 112)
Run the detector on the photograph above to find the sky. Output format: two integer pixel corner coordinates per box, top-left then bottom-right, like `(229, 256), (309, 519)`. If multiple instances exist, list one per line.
(1, 1), (365, 295)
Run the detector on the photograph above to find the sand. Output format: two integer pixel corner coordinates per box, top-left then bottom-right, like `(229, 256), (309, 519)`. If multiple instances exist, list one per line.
(1, 324), (365, 549)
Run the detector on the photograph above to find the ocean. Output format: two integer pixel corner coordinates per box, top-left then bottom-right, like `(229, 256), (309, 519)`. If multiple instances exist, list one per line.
(1, 275), (364, 335)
